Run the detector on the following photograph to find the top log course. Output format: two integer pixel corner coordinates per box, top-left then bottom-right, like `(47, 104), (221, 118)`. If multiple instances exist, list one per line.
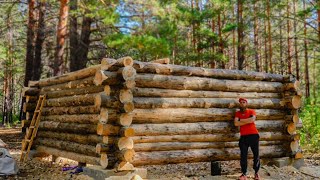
(132, 61), (294, 82)
(31, 65), (101, 87)
(135, 74), (283, 93)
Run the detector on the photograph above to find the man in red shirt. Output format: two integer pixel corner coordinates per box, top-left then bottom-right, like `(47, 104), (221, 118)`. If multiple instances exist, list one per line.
(234, 98), (260, 180)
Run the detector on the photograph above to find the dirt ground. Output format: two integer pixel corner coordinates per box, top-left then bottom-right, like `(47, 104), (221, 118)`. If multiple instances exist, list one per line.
(0, 127), (319, 180)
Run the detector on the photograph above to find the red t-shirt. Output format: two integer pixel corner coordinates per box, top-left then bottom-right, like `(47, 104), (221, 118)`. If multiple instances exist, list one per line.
(235, 109), (259, 136)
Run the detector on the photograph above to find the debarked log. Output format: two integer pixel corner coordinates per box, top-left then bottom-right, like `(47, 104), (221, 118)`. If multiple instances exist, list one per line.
(132, 121), (286, 136)
(132, 88), (281, 99)
(41, 76), (95, 92)
(135, 74), (283, 93)
(132, 62), (285, 82)
(132, 108), (285, 123)
(36, 145), (100, 165)
(134, 141), (287, 152)
(94, 68), (136, 87)
(37, 131), (102, 146)
(34, 138), (98, 156)
(95, 93), (134, 112)
(132, 132), (290, 143)
(38, 121), (96, 134)
(133, 97), (282, 109)
(42, 105), (100, 115)
(41, 85), (104, 99)
(45, 93), (97, 107)
(132, 145), (288, 166)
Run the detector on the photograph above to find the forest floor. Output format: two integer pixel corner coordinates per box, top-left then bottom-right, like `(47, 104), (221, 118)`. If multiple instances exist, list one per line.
(0, 127), (320, 180)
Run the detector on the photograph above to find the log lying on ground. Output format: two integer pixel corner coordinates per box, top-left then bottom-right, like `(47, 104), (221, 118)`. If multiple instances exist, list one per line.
(45, 93), (97, 107)
(132, 88), (281, 99)
(22, 87), (40, 96)
(41, 114), (99, 124)
(41, 86), (104, 99)
(132, 132), (290, 143)
(42, 105), (100, 115)
(36, 145), (100, 165)
(132, 62), (285, 82)
(150, 58), (170, 64)
(37, 65), (100, 87)
(41, 76), (95, 92)
(101, 56), (134, 69)
(135, 74), (283, 93)
(134, 141), (286, 152)
(39, 121), (96, 134)
(133, 97), (282, 109)
(132, 121), (285, 136)
(35, 138), (98, 156)
(280, 96), (302, 109)
(132, 145), (288, 166)
(132, 108), (285, 123)
(95, 93), (134, 112)
(37, 131), (102, 145)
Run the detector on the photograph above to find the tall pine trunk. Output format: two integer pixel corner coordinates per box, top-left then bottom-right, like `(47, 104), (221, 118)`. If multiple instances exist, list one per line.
(53, 0), (69, 76)
(253, 0), (260, 72)
(287, 0), (292, 74)
(267, 0), (273, 73)
(237, 0), (245, 70)
(293, 0), (299, 80)
(303, 0), (310, 98)
(69, 0), (79, 72)
(24, 0), (36, 86)
(33, 0), (46, 80)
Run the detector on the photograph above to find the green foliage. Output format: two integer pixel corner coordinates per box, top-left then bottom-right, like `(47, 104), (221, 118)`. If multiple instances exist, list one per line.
(299, 98), (320, 152)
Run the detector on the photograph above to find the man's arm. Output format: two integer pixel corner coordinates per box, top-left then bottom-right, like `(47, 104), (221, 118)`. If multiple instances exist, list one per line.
(234, 116), (256, 126)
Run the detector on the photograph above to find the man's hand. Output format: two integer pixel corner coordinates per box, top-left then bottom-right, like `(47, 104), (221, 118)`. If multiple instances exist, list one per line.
(234, 116), (256, 126)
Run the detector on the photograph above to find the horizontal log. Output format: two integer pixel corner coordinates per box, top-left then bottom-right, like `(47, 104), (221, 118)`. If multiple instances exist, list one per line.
(280, 96), (302, 109)
(35, 138), (98, 157)
(45, 93), (97, 107)
(41, 76), (95, 92)
(41, 114), (99, 124)
(150, 58), (170, 64)
(132, 62), (285, 82)
(283, 81), (300, 91)
(39, 121), (96, 134)
(101, 56), (134, 68)
(133, 97), (282, 109)
(42, 105), (100, 115)
(132, 108), (285, 124)
(132, 88), (281, 99)
(22, 87), (40, 96)
(41, 85), (104, 99)
(36, 145), (100, 165)
(95, 93), (134, 112)
(94, 68), (136, 87)
(99, 108), (133, 126)
(37, 65), (100, 87)
(37, 131), (102, 146)
(97, 123), (134, 137)
(285, 114), (299, 124)
(132, 132), (290, 143)
(26, 96), (38, 103)
(132, 121), (285, 136)
(96, 137), (134, 153)
(134, 141), (286, 152)
(132, 145), (288, 166)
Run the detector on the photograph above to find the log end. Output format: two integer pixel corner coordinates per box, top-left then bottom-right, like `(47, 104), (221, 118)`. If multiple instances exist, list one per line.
(119, 113), (133, 126)
(118, 137), (134, 150)
(120, 56), (134, 67)
(123, 102), (134, 113)
(287, 122), (296, 135)
(100, 153), (108, 169)
(295, 152), (303, 159)
(124, 80), (136, 89)
(94, 71), (103, 86)
(104, 85), (111, 96)
(120, 127), (135, 137)
(119, 89), (133, 103)
(291, 96), (302, 109)
(115, 161), (135, 171)
(119, 149), (135, 162)
(290, 140), (299, 153)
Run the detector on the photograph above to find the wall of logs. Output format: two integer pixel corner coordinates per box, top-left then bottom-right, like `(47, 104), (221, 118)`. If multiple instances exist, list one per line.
(21, 56), (303, 170)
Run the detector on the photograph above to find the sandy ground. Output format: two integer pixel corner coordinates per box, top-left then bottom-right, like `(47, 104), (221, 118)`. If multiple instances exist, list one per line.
(1, 127), (319, 180)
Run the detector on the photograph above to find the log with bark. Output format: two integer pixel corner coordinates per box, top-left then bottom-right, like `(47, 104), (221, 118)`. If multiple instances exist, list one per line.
(132, 132), (290, 143)
(99, 108), (132, 126)
(132, 62), (286, 82)
(134, 141), (286, 152)
(96, 137), (133, 152)
(36, 145), (100, 165)
(150, 58), (170, 64)
(285, 114), (299, 124)
(133, 97), (282, 109)
(45, 93), (97, 107)
(41, 76), (95, 92)
(135, 74), (283, 93)
(41, 114), (99, 124)
(283, 80), (300, 91)
(94, 67), (136, 86)
(37, 131), (102, 146)
(132, 88), (281, 99)
(41, 85), (104, 99)
(97, 124), (134, 137)
(36, 65), (100, 87)
(132, 145), (288, 166)
(101, 56), (134, 69)
(280, 95), (302, 109)
(132, 121), (285, 136)
(35, 138), (98, 156)
(26, 96), (38, 103)
(22, 87), (40, 96)
(42, 105), (100, 115)
(39, 121), (96, 134)
(132, 108), (285, 124)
